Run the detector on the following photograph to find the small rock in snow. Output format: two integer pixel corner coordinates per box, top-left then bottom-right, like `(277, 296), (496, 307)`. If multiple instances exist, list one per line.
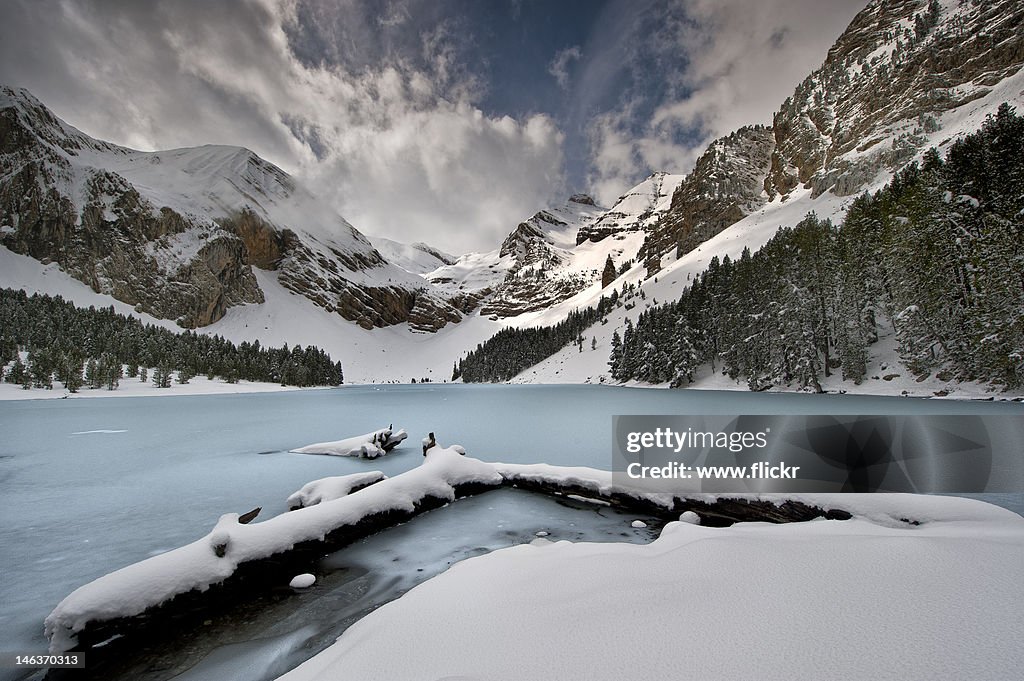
(535, 531), (549, 537)
(679, 511), (701, 525)
(290, 573), (316, 588)
(631, 520), (647, 529)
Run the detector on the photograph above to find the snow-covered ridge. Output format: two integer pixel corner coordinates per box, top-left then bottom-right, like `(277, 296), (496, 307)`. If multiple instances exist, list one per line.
(0, 85), (464, 332)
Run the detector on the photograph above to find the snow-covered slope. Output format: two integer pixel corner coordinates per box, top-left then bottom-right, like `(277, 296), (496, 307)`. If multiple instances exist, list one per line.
(370, 237), (456, 275)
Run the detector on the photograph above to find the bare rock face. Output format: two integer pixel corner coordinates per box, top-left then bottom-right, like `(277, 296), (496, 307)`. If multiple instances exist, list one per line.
(217, 208), (295, 270)
(765, 0), (1024, 199)
(640, 126), (774, 272)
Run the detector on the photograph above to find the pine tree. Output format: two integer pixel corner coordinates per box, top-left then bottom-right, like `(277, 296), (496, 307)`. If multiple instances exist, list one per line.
(85, 358), (101, 389)
(608, 331), (623, 379)
(105, 363), (122, 390)
(56, 354), (84, 393)
(5, 356), (27, 385)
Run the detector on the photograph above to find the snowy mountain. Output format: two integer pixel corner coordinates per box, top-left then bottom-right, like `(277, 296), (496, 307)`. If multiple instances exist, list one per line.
(505, 0), (1024, 392)
(575, 173), (683, 246)
(0, 86), (462, 331)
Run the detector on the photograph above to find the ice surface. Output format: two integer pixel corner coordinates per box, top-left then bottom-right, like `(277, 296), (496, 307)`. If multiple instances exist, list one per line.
(1, 385), (1021, 676)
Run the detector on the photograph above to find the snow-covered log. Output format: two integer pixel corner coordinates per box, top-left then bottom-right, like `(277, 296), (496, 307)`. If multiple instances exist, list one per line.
(290, 426), (408, 458)
(286, 471), (388, 510)
(45, 448), (501, 654)
(44, 449), (919, 658)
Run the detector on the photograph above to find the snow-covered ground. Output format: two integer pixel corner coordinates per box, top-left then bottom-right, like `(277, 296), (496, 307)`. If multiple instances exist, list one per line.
(279, 491), (1024, 681)
(0, 373), (313, 401)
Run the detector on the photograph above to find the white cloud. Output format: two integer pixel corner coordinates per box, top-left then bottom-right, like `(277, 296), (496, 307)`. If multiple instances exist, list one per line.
(584, 0), (866, 205)
(548, 45), (581, 90)
(0, 0), (564, 254)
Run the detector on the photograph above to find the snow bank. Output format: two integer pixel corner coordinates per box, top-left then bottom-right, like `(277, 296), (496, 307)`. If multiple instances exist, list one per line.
(290, 427), (407, 458)
(44, 448), (501, 653)
(279, 494), (1024, 681)
(286, 472), (388, 510)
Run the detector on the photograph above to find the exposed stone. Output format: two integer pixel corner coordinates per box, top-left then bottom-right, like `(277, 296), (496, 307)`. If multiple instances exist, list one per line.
(640, 126), (774, 273)
(217, 208), (296, 270)
(765, 0), (1024, 199)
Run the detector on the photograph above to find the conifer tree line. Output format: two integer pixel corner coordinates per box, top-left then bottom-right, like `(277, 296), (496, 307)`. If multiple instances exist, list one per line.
(0, 289), (344, 391)
(457, 295), (617, 382)
(613, 105), (1024, 391)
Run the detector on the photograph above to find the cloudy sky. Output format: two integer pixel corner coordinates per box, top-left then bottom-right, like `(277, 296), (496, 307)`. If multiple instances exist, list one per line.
(0, 0), (865, 253)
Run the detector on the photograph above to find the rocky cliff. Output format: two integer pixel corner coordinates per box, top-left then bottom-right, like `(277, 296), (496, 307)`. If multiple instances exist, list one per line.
(765, 0), (1024, 199)
(639, 126), (774, 272)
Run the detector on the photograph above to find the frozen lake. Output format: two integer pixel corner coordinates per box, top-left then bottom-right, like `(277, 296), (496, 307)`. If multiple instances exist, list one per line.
(1, 384), (1022, 679)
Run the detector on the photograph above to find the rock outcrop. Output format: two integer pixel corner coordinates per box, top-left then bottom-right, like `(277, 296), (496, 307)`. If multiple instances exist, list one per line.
(765, 0), (1024, 199)
(640, 126), (774, 272)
